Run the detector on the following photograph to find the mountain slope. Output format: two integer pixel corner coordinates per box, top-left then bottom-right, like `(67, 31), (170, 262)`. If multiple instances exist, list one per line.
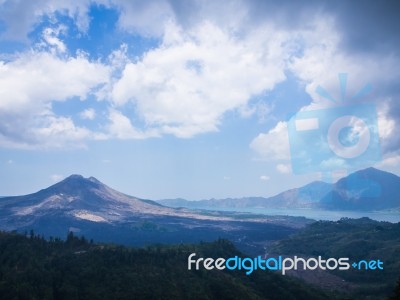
(0, 175), (186, 223)
(258, 181), (332, 208)
(0, 175), (308, 252)
(159, 181), (332, 209)
(158, 168), (400, 211)
(320, 167), (400, 210)
(0, 174), (249, 224)
(0, 232), (330, 300)
(269, 218), (400, 299)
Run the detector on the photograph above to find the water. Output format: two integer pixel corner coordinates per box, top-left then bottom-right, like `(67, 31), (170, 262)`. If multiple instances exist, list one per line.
(200, 207), (400, 223)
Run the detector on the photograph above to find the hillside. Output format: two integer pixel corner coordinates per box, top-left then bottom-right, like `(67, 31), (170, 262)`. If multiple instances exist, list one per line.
(158, 168), (400, 211)
(0, 231), (329, 300)
(270, 218), (400, 299)
(320, 168), (400, 210)
(158, 181), (332, 209)
(0, 175), (311, 254)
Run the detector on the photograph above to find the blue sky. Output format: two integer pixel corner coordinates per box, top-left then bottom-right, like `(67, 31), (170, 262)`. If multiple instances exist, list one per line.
(0, 1), (399, 200)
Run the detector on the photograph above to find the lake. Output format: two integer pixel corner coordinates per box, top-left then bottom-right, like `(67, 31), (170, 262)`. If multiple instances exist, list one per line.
(200, 207), (400, 223)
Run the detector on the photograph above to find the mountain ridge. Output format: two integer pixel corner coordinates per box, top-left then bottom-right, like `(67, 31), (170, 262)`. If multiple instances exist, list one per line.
(157, 168), (400, 211)
(0, 174), (248, 225)
(0, 174), (310, 252)
(321, 167), (400, 210)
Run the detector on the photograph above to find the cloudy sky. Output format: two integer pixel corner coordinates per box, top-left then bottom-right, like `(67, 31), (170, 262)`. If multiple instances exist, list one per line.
(0, 0), (399, 200)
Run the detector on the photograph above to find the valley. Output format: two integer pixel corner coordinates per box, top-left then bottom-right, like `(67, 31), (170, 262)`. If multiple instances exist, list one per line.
(0, 170), (399, 299)
(0, 174), (310, 254)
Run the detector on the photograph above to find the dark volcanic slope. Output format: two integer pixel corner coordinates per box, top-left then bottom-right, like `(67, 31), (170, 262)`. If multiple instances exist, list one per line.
(158, 168), (400, 211)
(0, 175), (175, 219)
(0, 175), (308, 253)
(0, 174), (245, 224)
(321, 167), (400, 210)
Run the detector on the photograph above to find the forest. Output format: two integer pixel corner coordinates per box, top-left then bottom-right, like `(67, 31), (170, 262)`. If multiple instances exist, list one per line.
(0, 230), (328, 300)
(1, 217), (399, 299)
(270, 217), (400, 299)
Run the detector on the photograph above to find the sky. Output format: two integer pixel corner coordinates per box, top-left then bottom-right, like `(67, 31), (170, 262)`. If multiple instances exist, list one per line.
(0, 0), (399, 200)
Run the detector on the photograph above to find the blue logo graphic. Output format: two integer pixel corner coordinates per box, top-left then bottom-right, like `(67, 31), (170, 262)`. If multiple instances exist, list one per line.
(287, 73), (381, 175)
(188, 253), (384, 275)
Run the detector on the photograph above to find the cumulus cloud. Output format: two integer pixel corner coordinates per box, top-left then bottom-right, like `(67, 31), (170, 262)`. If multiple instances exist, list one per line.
(111, 21), (288, 138)
(260, 175), (270, 181)
(0, 0), (399, 155)
(0, 0), (93, 40)
(378, 155), (400, 168)
(80, 108), (96, 120)
(250, 122), (290, 161)
(0, 51), (108, 109)
(286, 16), (400, 156)
(106, 109), (159, 139)
(50, 174), (64, 182)
(276, 164), (291, 174)
(375, 153), (400, 175)
(41, 26), (68, 54)
(34, 115), (92, 148)
(112, 0), (174, 37)
(0, 51), (109, 148)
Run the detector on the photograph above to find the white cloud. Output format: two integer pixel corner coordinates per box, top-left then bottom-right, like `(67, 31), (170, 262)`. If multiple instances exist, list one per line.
(287, 17), (400, 158)
(377, 154), (400, 168)
(1, 0), (399, 155)
(276, 164), (291, 174)
(0, 51), (109, 148)
(0, 0), (93, 40)
(111, 21), (288, 138)
(377, 102), (395, 140)
(260, 175), (270, 181)
(250, 121), (290, 160)
(106, 109), (159, 139)
(41, 26), (67, 54)
(50, 174), (64, 182)
(35, 115), (92, 148)
(80, 108), (96, 120)
(319, 157), (348, 170)
(0, 52), (108, 111)
(112, 0), (174, 37)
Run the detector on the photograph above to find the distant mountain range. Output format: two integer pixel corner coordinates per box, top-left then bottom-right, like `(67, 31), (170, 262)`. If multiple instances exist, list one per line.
(157, 168), (400, 211)
(0, 167), (398, 251)
(0, 174), (217, 224)
(321, 167), (400, 210)
(0, 175), (306, 253)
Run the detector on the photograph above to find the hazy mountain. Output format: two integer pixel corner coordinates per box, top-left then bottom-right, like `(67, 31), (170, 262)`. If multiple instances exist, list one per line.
(269, 217), (400, 299)
(0, 174), (213, 224)
(159, 181), (332, 209)
(320, 167), (400, 210)
(0, 175), (307, 253)
(253, 181), (332, 208)
(158, 168), (400, 211)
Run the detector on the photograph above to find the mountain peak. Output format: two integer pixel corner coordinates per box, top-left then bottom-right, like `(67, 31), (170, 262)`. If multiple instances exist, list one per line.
(59, 174), (102, 186)
(0, 173), (181, 222)
(354, 167), (382, 175)
(339, 167), (400, 183)
(47, 174), (105, 196)
(321, 167), (400, 210)
(65, 174), (85, 180)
